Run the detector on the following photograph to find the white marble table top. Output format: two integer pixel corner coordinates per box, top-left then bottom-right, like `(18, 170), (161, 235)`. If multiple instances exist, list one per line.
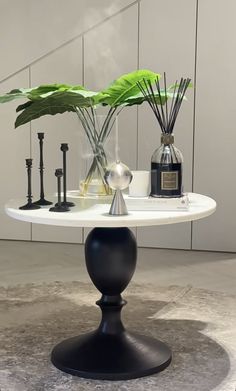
(5, 193), (216, 228)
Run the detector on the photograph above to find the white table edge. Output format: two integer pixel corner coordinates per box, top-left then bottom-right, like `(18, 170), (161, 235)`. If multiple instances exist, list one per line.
(5, 193), (217, 228)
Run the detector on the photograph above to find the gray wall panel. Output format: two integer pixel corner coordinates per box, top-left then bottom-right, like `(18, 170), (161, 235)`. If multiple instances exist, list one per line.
(0, 69), (31, 240)
(137, 0), (196, 249)
(84, 4), (139, 169)
(0, 0), (135, 82)
(192, 0), (236, 251)
(30, 38), (84, 243)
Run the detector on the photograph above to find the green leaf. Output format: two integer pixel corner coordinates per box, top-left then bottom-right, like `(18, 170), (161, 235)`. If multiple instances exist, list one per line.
(0, 88), (31, 103)
(16, 101), (33, 112)
(168, 82), (193, 90)
(92, 91), (110, 105)
(0, 93), (24, 103)
(121, 92), (145, 106)
(70, 85), (86, 91)
(122, 90), (171, 107)
(15, 90), (98, 128)
(28, 84), (85, 100)
(0, 84), (86, 104)
(167, 91), (187, 100)
(101, 69), (160, 107)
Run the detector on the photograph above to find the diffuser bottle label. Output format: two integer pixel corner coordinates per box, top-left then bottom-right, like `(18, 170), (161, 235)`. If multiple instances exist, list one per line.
(161, 171), (178, 190)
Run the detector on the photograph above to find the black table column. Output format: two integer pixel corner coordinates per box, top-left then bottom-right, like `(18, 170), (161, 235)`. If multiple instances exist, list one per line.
(51, 227), (171, 380)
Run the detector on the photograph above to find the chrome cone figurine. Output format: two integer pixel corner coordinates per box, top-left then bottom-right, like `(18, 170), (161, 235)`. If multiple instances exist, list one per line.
(104, 161), (133, 215)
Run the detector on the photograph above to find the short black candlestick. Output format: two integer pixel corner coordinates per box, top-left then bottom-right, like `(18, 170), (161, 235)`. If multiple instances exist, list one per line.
(57, 143), (75, 207)
(19, 159), (41, 210)
(49, 169), (70, 212)
(34, 132), (53, 206)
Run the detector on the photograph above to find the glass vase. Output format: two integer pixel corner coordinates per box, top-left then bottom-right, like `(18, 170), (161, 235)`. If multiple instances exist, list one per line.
(78, 112), (116, 197)
(150, 134), (183, 198)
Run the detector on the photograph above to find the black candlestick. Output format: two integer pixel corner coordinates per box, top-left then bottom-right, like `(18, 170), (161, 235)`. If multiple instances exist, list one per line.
(57, 143), (75, 207)
(19, 159), (41, 210)
(34, 132), (53, 206)
(49, 169), (70, 212)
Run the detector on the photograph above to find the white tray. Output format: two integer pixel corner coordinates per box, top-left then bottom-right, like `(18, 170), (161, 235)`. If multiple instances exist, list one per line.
(124, 194), (189, 211)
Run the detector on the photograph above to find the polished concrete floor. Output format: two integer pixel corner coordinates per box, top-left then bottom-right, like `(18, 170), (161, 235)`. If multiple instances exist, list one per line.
(0, 239), (235, 294)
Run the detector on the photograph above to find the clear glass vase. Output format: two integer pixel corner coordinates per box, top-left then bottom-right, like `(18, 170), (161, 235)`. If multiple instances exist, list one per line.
(150, 134), (183, 198)
(78, 111), (116, 197)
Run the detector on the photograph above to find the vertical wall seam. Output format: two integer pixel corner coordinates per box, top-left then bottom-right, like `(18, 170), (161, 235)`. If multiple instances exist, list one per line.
(136, 0), (141, 171)
(29, 65), (33, 242)
(136, 0), (141, 241)
(191, 0), (199, 250)
(81, 34), (85, 244)
(137, 0), (140, 71)
(82, 35), (85, 86)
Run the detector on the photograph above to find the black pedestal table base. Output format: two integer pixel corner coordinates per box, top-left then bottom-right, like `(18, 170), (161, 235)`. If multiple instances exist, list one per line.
(51, 227), (172, 380)
(51, 330), (171, 380)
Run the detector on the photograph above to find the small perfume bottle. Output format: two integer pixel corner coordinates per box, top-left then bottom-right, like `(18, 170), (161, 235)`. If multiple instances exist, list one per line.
(150, 134), (183, 198)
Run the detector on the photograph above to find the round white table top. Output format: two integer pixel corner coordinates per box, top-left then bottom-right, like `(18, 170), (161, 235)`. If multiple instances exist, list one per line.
(5, 193), (216, 228)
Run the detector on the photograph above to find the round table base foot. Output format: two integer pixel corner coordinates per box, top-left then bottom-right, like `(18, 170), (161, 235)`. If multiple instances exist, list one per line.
(51, 331), (172, 380)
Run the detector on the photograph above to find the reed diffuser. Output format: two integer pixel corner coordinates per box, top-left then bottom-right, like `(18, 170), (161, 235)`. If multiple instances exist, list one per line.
(138, 74), (191, 198)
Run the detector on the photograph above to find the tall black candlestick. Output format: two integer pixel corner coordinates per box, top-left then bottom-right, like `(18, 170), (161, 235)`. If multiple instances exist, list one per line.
(34, 132), (53, 206)
(19, 159), (41, 210)
(60, 143), (75, 207)
(49, 169), (70, 212)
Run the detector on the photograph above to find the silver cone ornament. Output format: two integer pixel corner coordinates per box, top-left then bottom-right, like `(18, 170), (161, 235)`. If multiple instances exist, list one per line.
(104, 161), (133, 215)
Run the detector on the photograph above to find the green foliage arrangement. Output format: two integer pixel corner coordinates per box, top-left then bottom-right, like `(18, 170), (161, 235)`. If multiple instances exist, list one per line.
(0, 69), (161, 128)
(0, 69), (188, 196)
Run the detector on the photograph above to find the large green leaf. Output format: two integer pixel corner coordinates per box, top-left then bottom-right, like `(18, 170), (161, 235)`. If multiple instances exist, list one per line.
(92, 91), (110, 105)
(168, 82), (193, 90)
(0, 83), (86, 104)
(0, 71), (167, 128)
(28, 83), (85, 100)
(121, 92), (145, 106)
(122, 90), (178, 107)
(16, 101), (33, 112)
(0, 93), (25, 103)
(101, 69), (160, 107)
(15, 90), (98, 128)
(0, 88), (32, 103)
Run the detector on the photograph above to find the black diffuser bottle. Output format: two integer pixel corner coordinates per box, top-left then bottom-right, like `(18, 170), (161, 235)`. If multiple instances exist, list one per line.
(138, 73), (191, 198)
(151, 133), (183, 198)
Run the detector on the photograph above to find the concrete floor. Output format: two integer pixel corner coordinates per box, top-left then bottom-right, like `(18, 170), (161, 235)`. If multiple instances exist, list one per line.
(0, 240), (236, 294)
